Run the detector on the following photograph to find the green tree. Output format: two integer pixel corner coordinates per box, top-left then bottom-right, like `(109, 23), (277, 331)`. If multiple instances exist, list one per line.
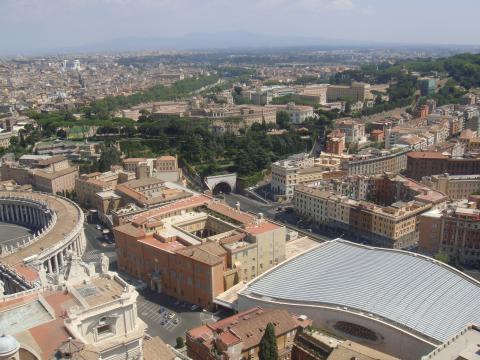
(259, 323), (278, 360)
(175, 337), (184, 349)
(276, 111), (291, 129)
(434, 251), (450, 264)
(98, 145), (121, 172)
(344, 101), (352, 114)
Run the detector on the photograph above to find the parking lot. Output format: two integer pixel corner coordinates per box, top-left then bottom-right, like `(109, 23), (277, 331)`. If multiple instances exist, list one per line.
(137, 289), (222, 346)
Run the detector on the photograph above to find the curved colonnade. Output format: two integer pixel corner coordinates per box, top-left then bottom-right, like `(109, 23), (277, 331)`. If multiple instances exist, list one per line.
(0, 191), (86, 275)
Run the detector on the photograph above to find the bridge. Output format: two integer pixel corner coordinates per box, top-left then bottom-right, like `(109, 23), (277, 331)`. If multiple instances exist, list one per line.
(204, 173), (237, 194)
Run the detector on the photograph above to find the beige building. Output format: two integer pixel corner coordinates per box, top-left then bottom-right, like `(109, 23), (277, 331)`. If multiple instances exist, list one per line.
(1, 155), (78, 194)
(334, 119), (366, 144)
(75, 168), (135, 208)
(267, 103), (315, 124)
(0, 130), (17, 149)
(123, 155), (182, 182)
(270, 153), (346, 200)
(344, 148), (409, 176)
(327, 82), (371, 103)
(294, 184), (433, 248)
(421, 174), (480, 200)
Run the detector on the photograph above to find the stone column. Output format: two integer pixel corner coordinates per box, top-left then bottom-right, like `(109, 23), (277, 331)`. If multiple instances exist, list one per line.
(52, 256), (58, 273)
(47, 259), (52, 273)
(58, 252), (63, 268)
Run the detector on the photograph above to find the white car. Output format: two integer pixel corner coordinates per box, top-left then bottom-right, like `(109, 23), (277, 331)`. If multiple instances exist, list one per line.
(96, 225), (102, 230)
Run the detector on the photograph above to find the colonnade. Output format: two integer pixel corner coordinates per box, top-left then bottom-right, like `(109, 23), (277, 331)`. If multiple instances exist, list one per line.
(0, 201), (50, 229)
(42, 230), (86, 274)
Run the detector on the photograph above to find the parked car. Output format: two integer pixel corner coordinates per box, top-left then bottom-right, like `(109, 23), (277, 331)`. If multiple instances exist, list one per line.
(96, 225), (102, 230)
(190, 304), (199, 311)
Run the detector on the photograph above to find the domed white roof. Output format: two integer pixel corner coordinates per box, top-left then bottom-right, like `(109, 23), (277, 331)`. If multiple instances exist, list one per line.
(0, 335), (19, 356)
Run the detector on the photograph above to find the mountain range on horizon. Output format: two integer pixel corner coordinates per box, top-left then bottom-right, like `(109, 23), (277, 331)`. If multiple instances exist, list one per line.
(3, 31), (480, 57)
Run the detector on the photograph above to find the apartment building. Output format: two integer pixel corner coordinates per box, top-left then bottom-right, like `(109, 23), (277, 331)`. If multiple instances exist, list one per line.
(294, 182), (437, 248)
(325, 129), (345, 155)
(327, 82), (371, 102)
(334, 119), (366, 144)
(421, 174), (480, 200)
(406, 152), (480, 180)
(270, 153), (345, 200)
(0, 130), (17, 148)
(419, 204), (480, 266)
(186, 307), (311, 360)
(344, 148), (409, 176)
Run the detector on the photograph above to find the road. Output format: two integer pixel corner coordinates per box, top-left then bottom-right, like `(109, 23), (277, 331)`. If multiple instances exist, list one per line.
(224, 193), (336, 243)
(82, 223), (117, 269)
(136, 289), (222, 346)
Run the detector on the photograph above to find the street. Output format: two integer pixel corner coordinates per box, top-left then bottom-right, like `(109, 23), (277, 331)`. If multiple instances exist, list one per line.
(82, 222), (117, 269)
(136, 289), (221, 346)
(224, 193), (336, 243)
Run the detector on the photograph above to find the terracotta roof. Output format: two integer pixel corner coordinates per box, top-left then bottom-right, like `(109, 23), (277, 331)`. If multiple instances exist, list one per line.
(157, 155), (176, 161)
(124, 177), (164, 189)
(139, 238), (185, 253)
(143, 337), (175, 360)
(114, 223), (146, 238)
(32, 166), (78, 179)
(188, 307), (300, 353)
(123, 158), (146, 163)
(207, 202), (255, 225)
(36, 155), (67, 166)
(407, 151), (448, 159)
(175, 242), (225, 266)
(132, 195), (211, 226)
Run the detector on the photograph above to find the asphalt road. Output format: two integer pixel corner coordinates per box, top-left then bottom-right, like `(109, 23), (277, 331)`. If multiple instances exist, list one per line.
(137, 289), (221, 346)
(224, 193), (336, 242)
(82, 222), (117, 269)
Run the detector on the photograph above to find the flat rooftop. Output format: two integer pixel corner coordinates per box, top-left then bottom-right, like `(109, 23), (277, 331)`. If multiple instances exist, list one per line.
(74, 276), (125, 307)
(0, 300), (53, 335)
(243, 239), (480, 343)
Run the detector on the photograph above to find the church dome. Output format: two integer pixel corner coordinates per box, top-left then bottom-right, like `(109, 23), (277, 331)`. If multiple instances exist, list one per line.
(0, 334), (20, 356)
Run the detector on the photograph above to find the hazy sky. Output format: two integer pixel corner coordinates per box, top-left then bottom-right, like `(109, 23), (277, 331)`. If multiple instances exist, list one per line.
(1, 0), (479, 53)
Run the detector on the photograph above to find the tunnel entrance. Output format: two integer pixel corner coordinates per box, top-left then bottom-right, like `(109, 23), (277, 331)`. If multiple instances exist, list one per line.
(212, 182), (232, 195)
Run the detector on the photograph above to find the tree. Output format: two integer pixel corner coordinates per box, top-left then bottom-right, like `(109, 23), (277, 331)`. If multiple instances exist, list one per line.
(434, 251), (450, 264)
(259, 323), (278, 360)
(56, 129), (67, 139)
(276, 111), (291, 130)
(98, 145), (121, 172)
(175, 337), (184, 349)
(344, 101), (352, 114)
(9, 136), (18, 147)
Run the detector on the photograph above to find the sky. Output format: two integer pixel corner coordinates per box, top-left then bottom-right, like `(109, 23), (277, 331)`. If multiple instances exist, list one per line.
(0, 0), (479, 54)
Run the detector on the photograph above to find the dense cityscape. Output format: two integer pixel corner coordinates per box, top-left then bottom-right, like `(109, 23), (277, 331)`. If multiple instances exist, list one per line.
(1, 1), (480, 360)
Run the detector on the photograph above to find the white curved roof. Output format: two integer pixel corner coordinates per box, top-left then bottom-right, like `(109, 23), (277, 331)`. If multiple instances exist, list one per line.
(245, 240), (480, 342)
(0, 335), (19, 355)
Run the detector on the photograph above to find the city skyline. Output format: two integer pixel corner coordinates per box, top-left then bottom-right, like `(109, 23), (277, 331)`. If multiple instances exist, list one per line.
(1, 0), (480, 55)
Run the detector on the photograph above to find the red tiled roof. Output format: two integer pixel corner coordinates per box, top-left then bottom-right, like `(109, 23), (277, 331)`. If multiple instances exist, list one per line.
(407, 151), (447, 159)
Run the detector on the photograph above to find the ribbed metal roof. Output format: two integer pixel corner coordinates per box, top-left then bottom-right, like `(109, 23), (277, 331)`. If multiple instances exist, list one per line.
(246, 240), (480, 342)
